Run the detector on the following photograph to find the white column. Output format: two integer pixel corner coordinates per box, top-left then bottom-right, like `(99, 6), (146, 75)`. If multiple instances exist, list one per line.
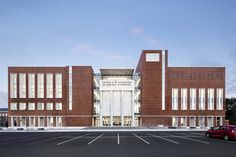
(100, 91), (103, 127)
(121, 90), (124, 126)
(162, 50), (166, 110)
(131, 91), (135, 126)
(110, 90), (113, 126)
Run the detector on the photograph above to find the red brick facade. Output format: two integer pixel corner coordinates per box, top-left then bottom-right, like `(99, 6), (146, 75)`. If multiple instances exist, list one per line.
(8, 50), (226, 127)
(136, 50), (225, 127)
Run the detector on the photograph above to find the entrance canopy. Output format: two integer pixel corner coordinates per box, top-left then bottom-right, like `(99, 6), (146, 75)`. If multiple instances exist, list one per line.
(100, 67), (134, 76)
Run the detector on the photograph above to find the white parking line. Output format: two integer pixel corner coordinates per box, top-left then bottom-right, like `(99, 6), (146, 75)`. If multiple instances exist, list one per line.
(171, 135), (209, 144)
(197, 136), (236, 144)
(148, 133), (180, 144)
(57, 133), (89, 146)
(117, 133), (120, 145)
(88, 133), (104, 145)
(133, 133), (150, 145)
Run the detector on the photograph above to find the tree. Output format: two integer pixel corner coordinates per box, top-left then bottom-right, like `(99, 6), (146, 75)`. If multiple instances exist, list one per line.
(225, 98), (236, 125)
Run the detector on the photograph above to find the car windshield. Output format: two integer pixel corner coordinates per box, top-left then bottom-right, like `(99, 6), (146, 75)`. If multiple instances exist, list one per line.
(232, 127), (236, 131)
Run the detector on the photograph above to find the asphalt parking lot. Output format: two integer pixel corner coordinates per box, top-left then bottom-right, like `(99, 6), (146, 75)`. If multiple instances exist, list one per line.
(0, 131), (236, 157)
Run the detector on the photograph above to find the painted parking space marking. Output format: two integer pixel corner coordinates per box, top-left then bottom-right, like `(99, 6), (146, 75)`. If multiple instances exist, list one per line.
(147, 133), (180, 144)
(117, 133), (120, 145)
(57, 133), (89, 146)
(88, 133), (104, 145)
(171, 135), (209, 144)
(195, 135), (236, 144)
(133, 133), (150, 145)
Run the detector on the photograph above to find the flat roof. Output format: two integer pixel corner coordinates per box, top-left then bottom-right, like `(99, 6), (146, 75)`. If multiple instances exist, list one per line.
(100, 67), (134, 76)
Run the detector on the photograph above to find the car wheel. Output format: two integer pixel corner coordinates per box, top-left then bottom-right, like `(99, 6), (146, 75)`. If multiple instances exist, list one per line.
(224, 135), (229, 141)
(206, 133), (210, 138)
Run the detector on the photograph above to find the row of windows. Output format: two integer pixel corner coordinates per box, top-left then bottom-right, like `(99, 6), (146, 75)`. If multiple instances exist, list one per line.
(10, 73), (62, 99)
(172, 116), (223, 127)
(11, 116), (62, 127)
(10, 103), (62, 111)
(172, 88), (223, 111)
(169, 73), (224, 80)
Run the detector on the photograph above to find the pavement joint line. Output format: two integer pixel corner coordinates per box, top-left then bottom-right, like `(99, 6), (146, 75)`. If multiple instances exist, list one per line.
(88, 133), (104, 145)
(0, 136), (41, 146)
(171, 135), (209, 144)
(133, 133), (150, 145)
(26, 136), (61, 146)
(188, 133), (205, 136)
(57, 133), (90, 146)
(147, 133), (180, 144)
(117, 133), (120, 145)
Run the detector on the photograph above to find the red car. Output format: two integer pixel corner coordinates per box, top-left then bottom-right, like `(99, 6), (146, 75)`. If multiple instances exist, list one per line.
(206, 125), (236, 141)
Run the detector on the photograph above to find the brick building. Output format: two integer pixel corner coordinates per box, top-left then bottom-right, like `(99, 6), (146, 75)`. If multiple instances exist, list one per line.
(8, 50), (225, 128)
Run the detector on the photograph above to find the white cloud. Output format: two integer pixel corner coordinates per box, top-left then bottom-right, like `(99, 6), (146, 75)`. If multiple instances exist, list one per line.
(131, 27), (143, 34)
(70, 42), (125, 61)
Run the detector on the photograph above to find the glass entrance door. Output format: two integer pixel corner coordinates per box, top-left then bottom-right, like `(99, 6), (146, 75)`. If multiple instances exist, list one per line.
(113, 116), (121, 126)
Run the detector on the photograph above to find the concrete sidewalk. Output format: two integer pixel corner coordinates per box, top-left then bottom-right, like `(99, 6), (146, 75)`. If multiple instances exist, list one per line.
(0, 126), (208, 132)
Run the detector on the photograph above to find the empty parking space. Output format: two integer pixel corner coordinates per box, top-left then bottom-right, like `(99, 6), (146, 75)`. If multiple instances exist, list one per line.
(0, 131), (236, 157)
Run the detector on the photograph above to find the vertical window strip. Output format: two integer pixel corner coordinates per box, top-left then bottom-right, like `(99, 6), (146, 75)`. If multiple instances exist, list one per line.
(37, 74), (44, 98)
(46, 73), (53, 98)
(10, 73), (17, 98)
(28, 74), (35, 98)
(172, 88), (178, 110)
(55, 73), (62, 98)
(19, 73), (26, 98)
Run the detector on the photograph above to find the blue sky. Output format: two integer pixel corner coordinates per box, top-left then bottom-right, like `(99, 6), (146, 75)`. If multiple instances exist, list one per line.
(0, 0), (236, 107)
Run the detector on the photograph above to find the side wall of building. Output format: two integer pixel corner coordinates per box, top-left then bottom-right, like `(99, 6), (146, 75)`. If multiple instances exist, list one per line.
(136, 50), (225, 127)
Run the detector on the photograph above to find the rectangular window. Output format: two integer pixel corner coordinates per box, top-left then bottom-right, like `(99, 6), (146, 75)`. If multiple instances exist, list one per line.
(207, 117), (214, 127)
(55, 73), (62, 98)
(10, 103), (17, 110)
(172, 88), (178, 110)
(199, 88), (205, 110)
(56, 117), (62, 127)
(46, 103), (53, 110)
(198, 117), (205, 127)
(47, 117), (54, 127)
(216, 88), (223, 110)
(189, 117), (196, 127)
(29, 117), (35, 127)
(180, 117), (187, 127)
(181, 88), (187, 110)
(208, 88), (214, 110)
(10, 73), (17, 98)
(19, 73), (26, 98)
(38, 117), (45, 127)
(37, 74), (44, 98)
(172, 117), (178, 127)
(28, 103), (35, 110)
(28, 73), (35, 98)
(55, 103), (62, 110)
(46, 73), (53, 98)
(37, 103), (44, 110)
(190, 88), (196, 110)
(19, 103), (26, 110)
